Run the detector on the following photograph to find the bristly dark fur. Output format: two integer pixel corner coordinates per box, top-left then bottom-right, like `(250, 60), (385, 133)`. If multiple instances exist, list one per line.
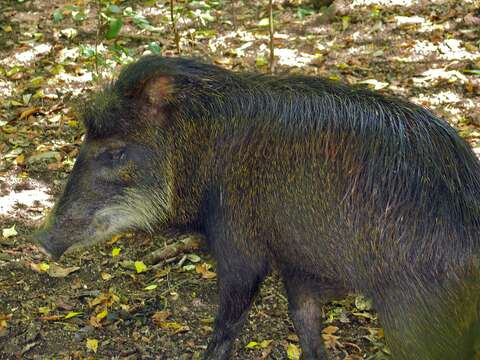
(80, 55), (480, 267)
(80, 55), (480, 359)
(86, 55), (480, 257)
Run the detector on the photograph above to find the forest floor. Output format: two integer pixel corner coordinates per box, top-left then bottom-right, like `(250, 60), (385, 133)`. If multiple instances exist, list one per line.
(1, 0), (480, 359)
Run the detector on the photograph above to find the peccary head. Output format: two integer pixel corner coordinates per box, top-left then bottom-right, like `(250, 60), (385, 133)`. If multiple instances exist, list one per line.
(33, 59), (202, 260)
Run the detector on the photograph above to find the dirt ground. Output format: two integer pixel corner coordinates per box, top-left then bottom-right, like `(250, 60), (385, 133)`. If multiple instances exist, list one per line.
(1, 0), (480, 358)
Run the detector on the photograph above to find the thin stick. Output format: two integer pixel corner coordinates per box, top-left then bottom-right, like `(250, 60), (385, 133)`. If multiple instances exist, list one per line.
(170, 0), (181, 54)
(268, 0), (275, 74)
(231, 0), (237, 30)
(95, 0), (101, 79)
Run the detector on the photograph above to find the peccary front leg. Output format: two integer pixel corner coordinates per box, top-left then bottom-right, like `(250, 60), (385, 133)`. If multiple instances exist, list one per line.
(203, 248), (268, 359)
(283, 276), (334, 360)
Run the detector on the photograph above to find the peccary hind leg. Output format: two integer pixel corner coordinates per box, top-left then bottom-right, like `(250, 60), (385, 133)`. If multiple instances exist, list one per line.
(284, 275), (340, 360)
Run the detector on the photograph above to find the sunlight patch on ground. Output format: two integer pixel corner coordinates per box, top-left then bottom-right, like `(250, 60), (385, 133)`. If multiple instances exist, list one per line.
(417, 21), (447, 33)
(208, 30), (256, 55)
(275, 48), (315, 67)
(352, 0), (416, 6)
(353, 0), (475, 6)
(346, 44), (373, 56)
(437, 39), (479, 61)
(395, 15), (425, 25)
(142, 5), (164, 16)
(405, 40), (437, 61)
(56, 72), (93, 84)
(394, 15), (443, 33)
(0, 177), (53, 220)
(398, 39), (480, 62)
(412, 69), (468, 87)
(411, 91), (473, 124)
(58, 47), (81, 62)
(440, 105), (474, 125)
(0, 79), (13, 99)
(412, 91), (462, 107)
(51, 72), (94, 97)
(442, 105), (466, 118)
(0, 43), (53, 66)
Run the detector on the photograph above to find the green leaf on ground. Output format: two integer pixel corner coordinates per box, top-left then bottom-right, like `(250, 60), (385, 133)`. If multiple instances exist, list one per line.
(106, 18), (123, 39)
(2, 225), (17, 238)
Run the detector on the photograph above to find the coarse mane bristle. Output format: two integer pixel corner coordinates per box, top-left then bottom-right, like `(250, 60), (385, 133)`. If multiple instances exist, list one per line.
(78, 56), (480, 208)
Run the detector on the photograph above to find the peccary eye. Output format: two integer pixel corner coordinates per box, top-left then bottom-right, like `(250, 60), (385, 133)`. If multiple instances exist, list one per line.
(97, 148), (126, 163)
(111, 149), (126, 161)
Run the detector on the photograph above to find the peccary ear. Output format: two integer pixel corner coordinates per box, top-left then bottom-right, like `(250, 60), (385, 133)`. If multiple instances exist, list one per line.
(131, 74), (175, 107)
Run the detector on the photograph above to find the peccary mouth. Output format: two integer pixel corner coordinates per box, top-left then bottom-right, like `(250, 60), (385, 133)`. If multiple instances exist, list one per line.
(34, 228), (115, 261)
(34, 229), (71, 261)
(33, 207), (142, 260)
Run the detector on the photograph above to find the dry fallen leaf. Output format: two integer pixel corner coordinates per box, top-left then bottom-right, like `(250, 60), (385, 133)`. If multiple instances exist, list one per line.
(246, 339), (273, 349)
(111, 247), (121, 257)
(100, 272), (112, 281)
(38, 307), (50, 315)
(89, 291), (119, 308)
(322, 325), (339, 335)
(152, 311), (171, 325)
(195, 263), (217, 279)
(2, 225), (18, 238)
(286, 343), (301, 360)
(47, 263), (80, 278)
(29, 262), (50, 273)
(155, 321), (190, 334)
(287, 334), (299, 342)
(144, 284), (158, 291)
(107, 234), (122, 245)
(15, 154), (25, 165)
(38, 315), (63, 321)
(96, 309), (108, 321)
(134, 261), (148, 273)
(19, 106), (41, 120)
(89, 315), (102, 328)
(47, 162), (64, 170)
(0, 314), (12, 329)
(64, 311), (82, 319)
(322, 333), (343, 350)
(86, 338), (98, 353)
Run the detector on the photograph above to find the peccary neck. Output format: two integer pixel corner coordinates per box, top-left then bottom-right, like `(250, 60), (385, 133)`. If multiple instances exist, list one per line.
(167, 119), (215, 229)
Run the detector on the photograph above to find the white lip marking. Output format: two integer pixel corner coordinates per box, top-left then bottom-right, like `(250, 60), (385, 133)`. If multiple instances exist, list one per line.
(76, 186), (173, 247)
